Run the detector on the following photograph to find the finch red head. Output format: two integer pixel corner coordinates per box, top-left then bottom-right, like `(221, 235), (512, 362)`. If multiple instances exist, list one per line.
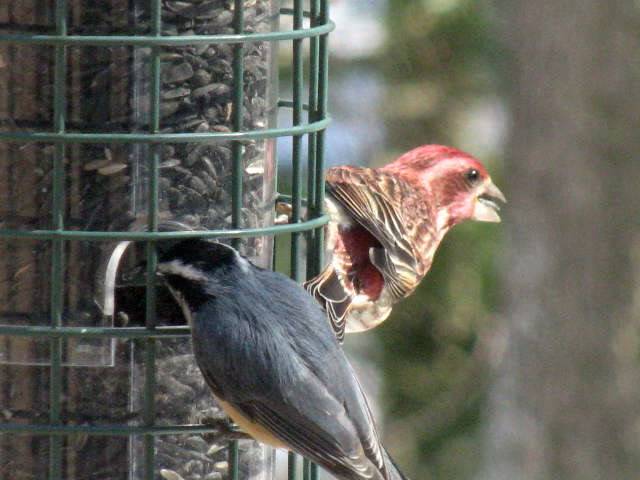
(305, 144), (506, 341)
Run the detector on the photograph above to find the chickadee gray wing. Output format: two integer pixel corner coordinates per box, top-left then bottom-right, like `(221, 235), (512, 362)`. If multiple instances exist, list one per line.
(190, 290), (386, 480)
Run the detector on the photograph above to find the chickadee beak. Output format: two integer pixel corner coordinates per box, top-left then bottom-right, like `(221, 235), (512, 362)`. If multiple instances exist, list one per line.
(473, 179), (507, 223)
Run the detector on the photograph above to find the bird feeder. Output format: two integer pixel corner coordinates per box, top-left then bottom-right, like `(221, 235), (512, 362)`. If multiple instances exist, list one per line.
(0, 1), (331, 479)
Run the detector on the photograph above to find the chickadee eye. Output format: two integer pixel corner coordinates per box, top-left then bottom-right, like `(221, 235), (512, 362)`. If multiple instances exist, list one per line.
(465, 169), (480, 184)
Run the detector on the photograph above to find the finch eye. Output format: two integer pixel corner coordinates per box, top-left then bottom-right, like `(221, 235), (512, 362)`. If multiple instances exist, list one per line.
(465, 169), (480, 184)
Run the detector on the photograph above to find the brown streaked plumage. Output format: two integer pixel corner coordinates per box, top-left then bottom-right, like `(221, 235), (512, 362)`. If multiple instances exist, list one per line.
(305, 145), (506, 341)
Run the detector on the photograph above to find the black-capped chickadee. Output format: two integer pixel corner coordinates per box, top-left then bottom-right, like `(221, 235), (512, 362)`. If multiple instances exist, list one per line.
(157, 239), (409, 480)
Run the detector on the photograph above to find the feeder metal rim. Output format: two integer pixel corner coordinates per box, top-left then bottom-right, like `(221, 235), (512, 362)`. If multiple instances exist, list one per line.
(0, 115), (331, 144)
(0, 422), (229, 436)
(0, 325), (191, 338)
(0, 214), (329, 240)
(0, 17), (334, 46)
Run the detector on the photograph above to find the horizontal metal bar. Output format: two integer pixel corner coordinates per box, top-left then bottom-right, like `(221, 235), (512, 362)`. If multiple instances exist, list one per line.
(0, 325), (191, 338)
(277, 194), (308, 207)
(0, 116), (330, 144)
(279, 7), (316, 17)
(0, 20), (334, 47)
(0, 214), (328, 240)
(0, 423), (223, 436)
(278, 100), (310, 111)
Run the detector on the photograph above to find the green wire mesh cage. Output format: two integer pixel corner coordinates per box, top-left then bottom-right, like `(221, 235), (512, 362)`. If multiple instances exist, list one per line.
(0, 1), (331, 479)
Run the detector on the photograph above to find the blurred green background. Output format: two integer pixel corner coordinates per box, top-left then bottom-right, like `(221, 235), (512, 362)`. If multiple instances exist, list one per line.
(278, 1), (640, 479)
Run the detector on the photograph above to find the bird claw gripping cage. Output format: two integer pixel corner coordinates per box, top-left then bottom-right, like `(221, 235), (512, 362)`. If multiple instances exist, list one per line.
(0, 1), (331, 479)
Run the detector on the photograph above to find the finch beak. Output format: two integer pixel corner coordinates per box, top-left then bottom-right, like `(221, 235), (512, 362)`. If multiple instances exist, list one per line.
(473, 179), (506, 223)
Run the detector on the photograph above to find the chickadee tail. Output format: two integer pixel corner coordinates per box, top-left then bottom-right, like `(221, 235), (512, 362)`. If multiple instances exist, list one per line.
(383, 447), (410, 480)
(303, 265), (352, 343)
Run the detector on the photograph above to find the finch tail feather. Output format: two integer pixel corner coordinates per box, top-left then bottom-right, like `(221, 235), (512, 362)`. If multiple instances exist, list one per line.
(303, 265), (351, 342)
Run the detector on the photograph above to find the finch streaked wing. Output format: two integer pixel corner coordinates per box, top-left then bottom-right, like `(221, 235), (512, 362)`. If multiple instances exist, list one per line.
(308, 167), (427, 338)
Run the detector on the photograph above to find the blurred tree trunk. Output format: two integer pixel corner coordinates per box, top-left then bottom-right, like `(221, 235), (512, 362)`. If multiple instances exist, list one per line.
(482, 1), (640, 480)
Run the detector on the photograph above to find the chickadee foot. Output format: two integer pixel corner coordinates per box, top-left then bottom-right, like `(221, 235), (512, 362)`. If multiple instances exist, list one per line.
(201, 416), (252, 442)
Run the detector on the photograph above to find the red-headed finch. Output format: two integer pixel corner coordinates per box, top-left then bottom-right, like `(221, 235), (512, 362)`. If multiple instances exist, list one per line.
(304, 145), (505, 341)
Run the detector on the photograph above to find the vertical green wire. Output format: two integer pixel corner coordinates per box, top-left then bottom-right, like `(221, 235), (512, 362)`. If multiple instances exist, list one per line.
(302, 458), (311, 480)
(288, 2), (305, 478)
(313, 0), (330, 278)
(231, 0), (245, 252)
(310, 462), (319, 480)
(288, 451), (298, 480)
(290, 0), (303, 281)
(305, 0), (320, 275)
(143, 1), (162, 478)
(50, 1), (67, 478)
(229, 1), (245, 477)
(309, 3), (329, 479)
(229, 439), (240, 480)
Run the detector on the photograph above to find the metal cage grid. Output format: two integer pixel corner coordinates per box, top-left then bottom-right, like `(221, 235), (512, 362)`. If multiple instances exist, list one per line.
(0, 1), (332, 479)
